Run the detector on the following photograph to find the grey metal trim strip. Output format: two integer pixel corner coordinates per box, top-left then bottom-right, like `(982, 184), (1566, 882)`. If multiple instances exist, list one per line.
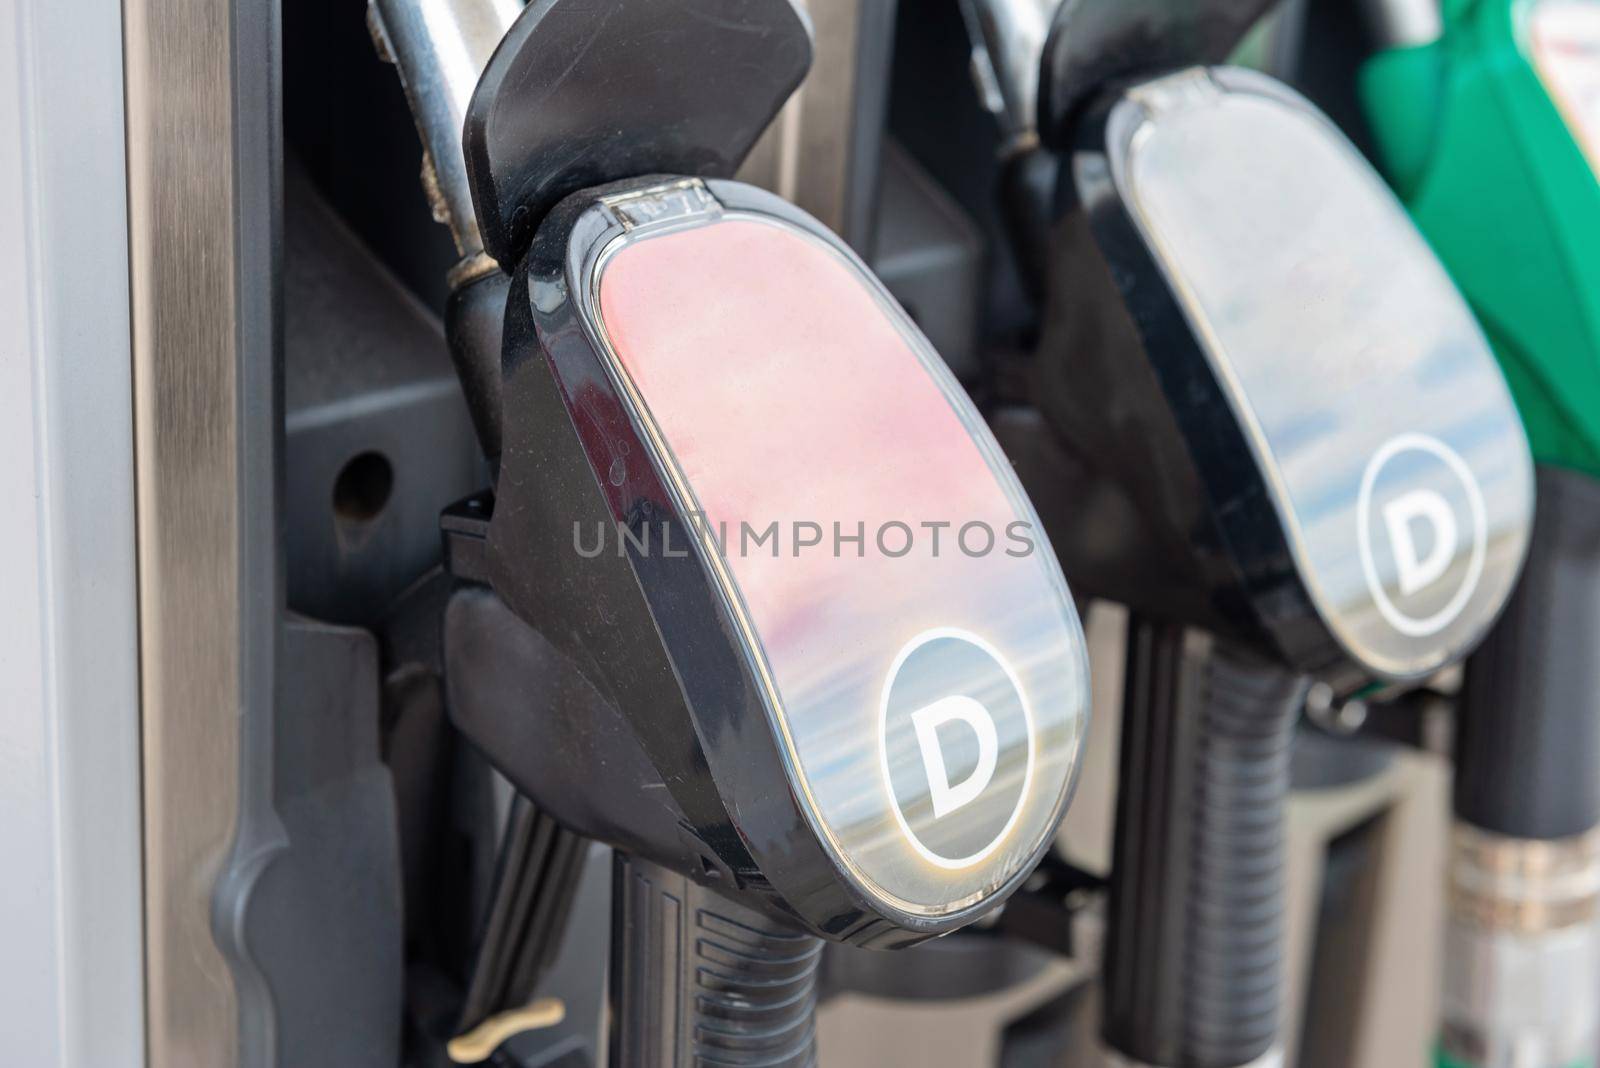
(736, 0), (894, 251)
(124, 0), (281, 1062)
(124, 0), (241, 1052)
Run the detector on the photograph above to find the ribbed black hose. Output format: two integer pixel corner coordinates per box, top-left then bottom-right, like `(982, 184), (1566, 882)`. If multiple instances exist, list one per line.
(1183, 644), (1303, 1068)
(1103, 620), (1304, 1068)
(456, 795), (587, 1037)
(610, 853), (820, 1068)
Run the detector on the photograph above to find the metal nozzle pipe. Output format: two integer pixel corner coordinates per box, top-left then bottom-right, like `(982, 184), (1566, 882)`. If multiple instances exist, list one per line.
(369, 0), (524, 462)
(368, 0), (524, 256)
(956, 0), (1062, 151)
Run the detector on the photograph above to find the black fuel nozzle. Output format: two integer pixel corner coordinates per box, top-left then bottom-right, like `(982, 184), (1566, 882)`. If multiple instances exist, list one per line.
(1021, 43), (1534, 1068)
(1035, 65), (1532, 684)
(443, 0), (1092, 1003)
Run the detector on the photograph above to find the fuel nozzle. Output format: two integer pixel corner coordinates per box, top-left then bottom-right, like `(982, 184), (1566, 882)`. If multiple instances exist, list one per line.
(450, 0), (1090, 943)
(437, 6), (1091, 1061)
(1024, 28), (1534, 1068)
(1039, 64), (1532, 686)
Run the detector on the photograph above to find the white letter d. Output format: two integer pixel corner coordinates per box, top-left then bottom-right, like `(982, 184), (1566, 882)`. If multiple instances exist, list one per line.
(1384, 489), (1457, 596)
(911, 696), (999, 819)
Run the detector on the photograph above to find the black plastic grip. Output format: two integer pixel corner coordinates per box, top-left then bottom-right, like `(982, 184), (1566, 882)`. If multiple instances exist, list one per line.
(1103, 620), (1303, 1068)
(1039, 0), (1277, 146)
(1457, 465), (1600, 840)
(1103, 619), (1198, 1065)
(611, 853), (821, 1067)
(462, 0), (812, 269)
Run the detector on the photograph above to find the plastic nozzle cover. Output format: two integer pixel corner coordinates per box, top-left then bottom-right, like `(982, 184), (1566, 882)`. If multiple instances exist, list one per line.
(1062, 68), (1533, 682)
(485, 178), (1090, 941)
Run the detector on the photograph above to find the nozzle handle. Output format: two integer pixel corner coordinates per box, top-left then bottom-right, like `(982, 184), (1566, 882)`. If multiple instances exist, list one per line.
(611, 853), (821, 1067)
(1103, 620), (1304, 1068)
(462, 0), (813, 269)
(1038, 0), (1276, 145)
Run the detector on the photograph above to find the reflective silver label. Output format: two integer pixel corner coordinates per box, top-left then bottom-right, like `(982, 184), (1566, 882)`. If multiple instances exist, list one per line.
(590, 209), (1091, 918)
(1111, 68), (1534, 678)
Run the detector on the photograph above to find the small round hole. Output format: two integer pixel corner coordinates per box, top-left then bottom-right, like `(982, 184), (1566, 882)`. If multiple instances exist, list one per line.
(333, 451), (393, 523)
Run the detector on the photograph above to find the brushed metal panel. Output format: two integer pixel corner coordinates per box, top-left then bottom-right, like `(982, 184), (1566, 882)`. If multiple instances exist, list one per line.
(739, 0), (892, 248)
(123, 0), (243, 1062)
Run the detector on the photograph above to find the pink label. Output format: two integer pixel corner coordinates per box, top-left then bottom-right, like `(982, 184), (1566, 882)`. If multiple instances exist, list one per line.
(594, 214), (1085, 911)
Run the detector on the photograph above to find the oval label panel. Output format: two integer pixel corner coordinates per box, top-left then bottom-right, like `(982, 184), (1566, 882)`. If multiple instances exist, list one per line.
(590, 197), (1090, 918)
(1113, 69), (1533, 678)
